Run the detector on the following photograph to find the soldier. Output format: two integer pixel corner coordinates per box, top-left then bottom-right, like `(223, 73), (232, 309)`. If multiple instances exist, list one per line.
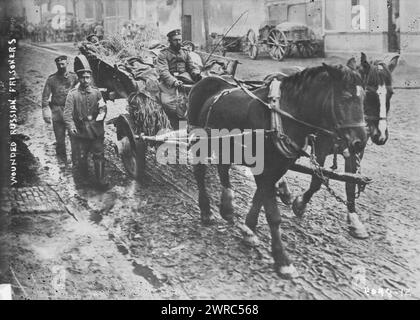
(41, 55), (78, 158)
(63, 63), (108, 189)
(156, 29), (201, 129)
(86, 33), (99, 44)
(94, 21), (104, 41)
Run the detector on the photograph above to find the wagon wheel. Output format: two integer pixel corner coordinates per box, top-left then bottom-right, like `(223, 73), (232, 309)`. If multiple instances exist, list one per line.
(121, 136), (146, 181)
(267, 29), (288, 61)
(115, 115), (146, 181)
(244, 29), (259, 60)
(297, 41), (314, 58)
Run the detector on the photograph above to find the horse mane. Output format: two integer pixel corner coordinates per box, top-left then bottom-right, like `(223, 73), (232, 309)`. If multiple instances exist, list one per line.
(279, 64), (362, 115)
(364, 61), (393, 87)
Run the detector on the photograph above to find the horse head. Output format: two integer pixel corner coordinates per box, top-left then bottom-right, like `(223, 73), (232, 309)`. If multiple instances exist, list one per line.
(347, 53), (399, 145)
(282, 64), (367, 155)
(321, 63), (368, 155)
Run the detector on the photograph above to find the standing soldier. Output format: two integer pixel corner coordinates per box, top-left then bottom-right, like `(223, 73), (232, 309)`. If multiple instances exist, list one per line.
(156, 29), (201, 129)
(63, 61), (108, 189)
(42, 55), (78, 158)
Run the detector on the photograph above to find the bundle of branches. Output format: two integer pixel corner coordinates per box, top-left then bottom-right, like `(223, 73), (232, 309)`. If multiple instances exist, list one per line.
(128, 92), (172, 137)
(91, 24), (165, 63)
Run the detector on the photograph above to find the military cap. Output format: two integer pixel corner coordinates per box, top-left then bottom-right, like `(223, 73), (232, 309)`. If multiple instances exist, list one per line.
(74, 55), (92, 74)
(54, 55), (68, 63)
(167, 29), (181, 38)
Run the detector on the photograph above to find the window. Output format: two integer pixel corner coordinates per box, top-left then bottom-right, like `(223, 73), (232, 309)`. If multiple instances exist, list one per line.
(325, 0), (369, 31)
(351, 0), (368, 30)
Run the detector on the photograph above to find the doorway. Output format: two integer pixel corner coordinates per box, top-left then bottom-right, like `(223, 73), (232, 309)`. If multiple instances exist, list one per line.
(182, 15), (192, 41)
(388, 0), (400, 52)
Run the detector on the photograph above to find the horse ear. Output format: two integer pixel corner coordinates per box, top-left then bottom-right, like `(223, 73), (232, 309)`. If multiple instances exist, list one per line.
(347, 57), (357, 70)
(322, 63), (341, 81)
(361, 52), (367, 64)
(360, 52), (370, 73)
(388, 55), (399, 73)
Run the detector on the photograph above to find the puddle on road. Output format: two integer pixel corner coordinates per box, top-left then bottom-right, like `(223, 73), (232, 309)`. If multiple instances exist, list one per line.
(113, 242), (163, 288)
(132, 262), (163, 288)
(89, 211), (103, 224)
(116, 244), (129, 256)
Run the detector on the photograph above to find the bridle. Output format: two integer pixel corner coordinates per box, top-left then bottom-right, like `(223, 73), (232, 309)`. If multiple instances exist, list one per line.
(363, 84), (389, 122)
(326, 87), (366, 132)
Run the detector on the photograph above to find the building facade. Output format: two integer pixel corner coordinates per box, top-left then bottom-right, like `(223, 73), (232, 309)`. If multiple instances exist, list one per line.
(322, 0), (420, 61)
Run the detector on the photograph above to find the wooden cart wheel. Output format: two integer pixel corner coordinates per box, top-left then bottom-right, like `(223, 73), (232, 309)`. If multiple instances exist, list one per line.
(297, 41), (314, 58)
(121, 135), (146, 181)
(115, 115), (146, 181)
(267, 29), (288, 61)
(245, 29), (259, 60)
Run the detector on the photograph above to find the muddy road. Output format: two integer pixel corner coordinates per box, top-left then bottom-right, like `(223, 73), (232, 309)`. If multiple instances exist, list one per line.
(8, 43), (420, 299)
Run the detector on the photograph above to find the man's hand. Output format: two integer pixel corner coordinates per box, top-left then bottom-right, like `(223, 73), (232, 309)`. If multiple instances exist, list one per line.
(69, 128), (78, 136)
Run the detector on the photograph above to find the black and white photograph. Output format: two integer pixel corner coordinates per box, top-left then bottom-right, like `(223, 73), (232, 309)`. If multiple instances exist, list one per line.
(0, 0), (419, 302)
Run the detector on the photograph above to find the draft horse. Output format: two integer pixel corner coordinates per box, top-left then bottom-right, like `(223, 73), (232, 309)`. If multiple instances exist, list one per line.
(188, 64), (368, 278)
(277, 53), (399, 239)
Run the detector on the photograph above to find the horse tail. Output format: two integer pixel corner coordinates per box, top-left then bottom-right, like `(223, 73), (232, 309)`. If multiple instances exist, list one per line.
(188, 76), (235, 126)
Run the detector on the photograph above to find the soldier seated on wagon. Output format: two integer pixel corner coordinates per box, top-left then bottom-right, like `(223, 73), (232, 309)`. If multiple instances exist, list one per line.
(156, 29), (202, 129)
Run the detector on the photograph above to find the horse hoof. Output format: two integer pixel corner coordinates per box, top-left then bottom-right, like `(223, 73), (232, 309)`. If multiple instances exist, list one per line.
(277, 190), (293, 206)
(276, 181), (293, 205)
(220, 188), (235, 222)
(239, 225), (259, 247)
(276, 264), (299, 279)
(292, 196), (306, 218)
(349, 225), (369, 239)
(347, 212), (369, 239)
(220, 207), (234, 223)
(201, 213), (216, 226)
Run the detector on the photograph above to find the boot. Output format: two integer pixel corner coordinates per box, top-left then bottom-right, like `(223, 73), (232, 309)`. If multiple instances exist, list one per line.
(94, 159), (109, 189)
(79, 158), (89, 176)
(56, 144), (66, 159)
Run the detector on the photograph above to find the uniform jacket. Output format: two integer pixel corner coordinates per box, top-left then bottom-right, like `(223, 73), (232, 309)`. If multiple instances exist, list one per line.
(42, 71), (78, 121)
(156, 46), (200, 88)
(63, 85), (106, 140)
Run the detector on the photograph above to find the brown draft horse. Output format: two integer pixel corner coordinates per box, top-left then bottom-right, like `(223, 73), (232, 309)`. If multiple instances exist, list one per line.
(277, 53), (399, 239)
(188, 64), (367, 278)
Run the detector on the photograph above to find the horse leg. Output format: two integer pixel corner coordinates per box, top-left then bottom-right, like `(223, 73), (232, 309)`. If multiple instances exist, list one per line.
(345, 151), (369, 239)
(276, 177), (293, 205)
(292, 153), (326, 218)
(259, 175), (298, 279)
(241, 187), (264, 247)
(217, 164), (234, 222)
(193, 164), (215, 225)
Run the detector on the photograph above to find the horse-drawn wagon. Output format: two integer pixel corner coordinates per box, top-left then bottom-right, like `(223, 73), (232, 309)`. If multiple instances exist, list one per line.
(76, 45), (370, 188)
(244, 21), (321, 61)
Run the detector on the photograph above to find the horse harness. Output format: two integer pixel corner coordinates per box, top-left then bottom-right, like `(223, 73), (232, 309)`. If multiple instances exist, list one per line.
(201, 76), (365, 160)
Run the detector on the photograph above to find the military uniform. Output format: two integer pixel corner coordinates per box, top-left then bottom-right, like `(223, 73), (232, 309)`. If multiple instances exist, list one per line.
(63, 83), (107, 185)
(156, 44), (200, 128)
(42, 70), (78, 155)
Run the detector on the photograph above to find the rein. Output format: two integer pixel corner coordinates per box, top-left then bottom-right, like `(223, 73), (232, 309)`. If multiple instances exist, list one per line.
(199, 75), (366, 158)
(231, 78), (337, 137)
